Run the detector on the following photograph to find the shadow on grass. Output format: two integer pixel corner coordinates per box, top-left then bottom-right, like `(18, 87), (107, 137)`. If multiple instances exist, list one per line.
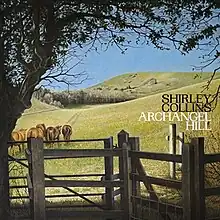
(10, 199), (122, 220)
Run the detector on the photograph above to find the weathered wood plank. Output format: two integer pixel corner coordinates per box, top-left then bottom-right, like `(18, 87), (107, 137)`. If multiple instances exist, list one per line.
(104, 137), (114, 210)
(10, 193), (104, 200)
(46, 204), (102, 209)
(169, 124), (177, 179)
(28, 138), (46, 220)
(43, 138), (108, 144)
(45, 173), (104, 178)
(192, 137), (205, 220)
(9, 176), (27, 180)
(130, 151), (181, 162)
(182, 143), (195, 220)
(129, 137), (141, 195)
(177, 132), (184, 169)
(204, 153), (220, 163)
(205, 187), (220, 196)
(43, 148), (122, 157)
(129, 136), (141, 218)
(134, 158), (158, 201)
(112, 188), (120, 197)
(122, 143), (132, 220)
(46, 210), (124, 218)
(131, 173), (182, 190)
(45, 180), (123, 187)
(9, 185), (27, 189)
(117, 130), (130, 214)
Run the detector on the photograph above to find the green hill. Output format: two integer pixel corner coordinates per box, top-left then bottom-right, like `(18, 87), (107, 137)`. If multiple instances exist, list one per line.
(31, 72), (220, 109)
(86, 71), (220, 98)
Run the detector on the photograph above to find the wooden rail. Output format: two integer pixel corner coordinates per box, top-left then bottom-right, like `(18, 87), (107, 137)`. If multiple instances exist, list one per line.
(46, 210), (124, 218)
(8, 137), (108, 145)
(131, 173), (182, 190)
(130, 151), (182, 162)
(204, 153), (220, 163)
(43, 148), (122, 158)
(45, 180), (123, 187)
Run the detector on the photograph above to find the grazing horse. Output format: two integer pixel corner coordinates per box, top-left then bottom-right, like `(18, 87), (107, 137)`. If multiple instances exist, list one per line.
(27, 126), (44, 139)
(19, 128), (27, 141)
(62, 125), (72, 141)
(36, 123), (47, 138)
(10, 131), (25, 154)
(46, 126), (62, 147)
(46, 125), (62, 141)
(18, 128), (27, 150)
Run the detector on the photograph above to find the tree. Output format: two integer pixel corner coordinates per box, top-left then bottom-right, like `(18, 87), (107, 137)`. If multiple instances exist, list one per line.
(0, 0), (219, 218)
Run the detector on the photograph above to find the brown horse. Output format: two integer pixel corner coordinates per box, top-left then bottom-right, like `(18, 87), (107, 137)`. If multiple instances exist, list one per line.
(36, 123), (47, 138)
(10, 131), (25, 154)
(46, 125), (62, 141)
(19, 128), (27, 141)
(62, 125), (72, 141)
(27, 126), (44, 139)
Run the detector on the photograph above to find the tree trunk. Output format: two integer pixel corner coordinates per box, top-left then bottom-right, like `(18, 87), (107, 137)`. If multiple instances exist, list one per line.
(0, 105), (18, 220)
(0, 139), (10, 219)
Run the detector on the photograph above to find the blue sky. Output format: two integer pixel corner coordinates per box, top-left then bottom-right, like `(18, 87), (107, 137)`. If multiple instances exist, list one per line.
(48, 43), (218, 90)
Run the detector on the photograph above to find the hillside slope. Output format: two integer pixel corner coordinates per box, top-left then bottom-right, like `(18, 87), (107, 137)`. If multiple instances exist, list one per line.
(15, 78), (220, 180)
(24, 98), (58, 114)
(87, 71), (220, 98)
(17, 79), (220, 142)
(32, 72), (220, 108)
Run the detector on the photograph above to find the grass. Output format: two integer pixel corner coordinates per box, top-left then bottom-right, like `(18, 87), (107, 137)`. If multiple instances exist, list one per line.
(14, 76), (220, 178)
(10, 72), (220, 219)
(86, 71), (220, 99)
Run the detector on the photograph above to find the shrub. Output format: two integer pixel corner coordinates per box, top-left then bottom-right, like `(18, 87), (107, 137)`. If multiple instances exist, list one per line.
(33, 87), (137, 107)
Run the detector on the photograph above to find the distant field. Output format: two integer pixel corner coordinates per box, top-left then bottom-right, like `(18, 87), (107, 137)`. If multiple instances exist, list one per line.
(11, 73), (220, 208)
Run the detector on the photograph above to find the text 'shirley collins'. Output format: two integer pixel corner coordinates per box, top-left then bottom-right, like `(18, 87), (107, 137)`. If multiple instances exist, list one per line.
(138, 93), (213, 131)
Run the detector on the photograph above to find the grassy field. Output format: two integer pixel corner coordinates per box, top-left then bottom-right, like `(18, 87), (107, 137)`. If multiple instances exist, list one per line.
(10, 72), (220, 219)
(14, 74), (220, 176)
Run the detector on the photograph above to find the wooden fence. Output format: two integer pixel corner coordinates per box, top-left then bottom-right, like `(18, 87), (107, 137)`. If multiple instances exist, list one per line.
(8, 127), (220, 220)
(166, 123), (184, 179)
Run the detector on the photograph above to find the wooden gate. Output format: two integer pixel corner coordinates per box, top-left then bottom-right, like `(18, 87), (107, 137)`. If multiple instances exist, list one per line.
(21, 129), (220, 220)
(25, 137), (130, 220)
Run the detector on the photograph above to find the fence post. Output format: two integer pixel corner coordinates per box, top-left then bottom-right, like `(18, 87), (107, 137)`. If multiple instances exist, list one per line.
(117, 130), (130, 214)
(168, 124), (177, 179)
(191, 137), (205, 220)
(25, 147), (34, 220)
(177, 132), (184, 169)
(27, 138), (46, 220)
(121, 143), (131, 220)
(182, 143), (196, 220)
(129, 137), (141, 217)
(104, 136), (114, 211)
